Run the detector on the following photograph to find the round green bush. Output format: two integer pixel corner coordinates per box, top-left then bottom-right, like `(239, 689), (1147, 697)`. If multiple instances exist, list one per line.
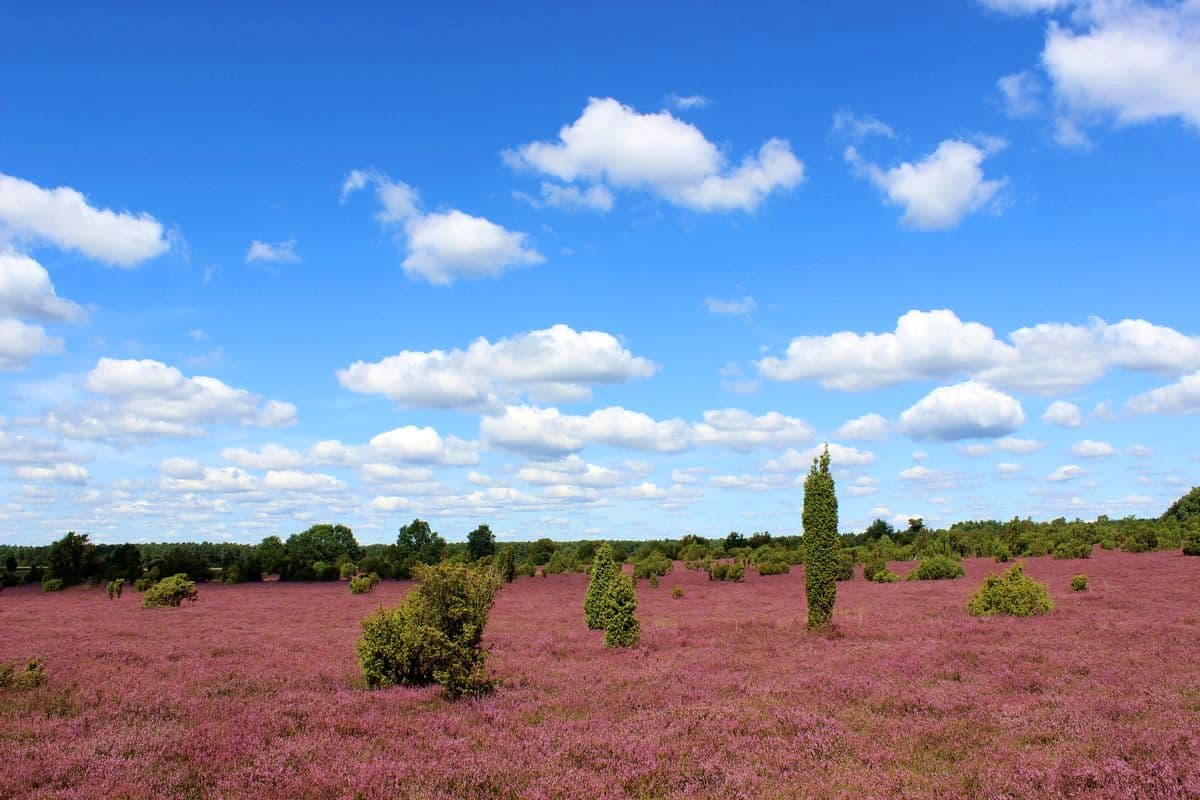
(906, 555), (965, 581)
(349, 572), (381, 595)
(106, 580), (123, 600)
(1070, 574), (1088, 592)
(41, 578), (64, 592)
(142, 574), (198, 608)
(671, 586), (684, 599)
(133, 577), (154, 592)
(968, 563), (1053, 617)
(356, 562), (500, 698)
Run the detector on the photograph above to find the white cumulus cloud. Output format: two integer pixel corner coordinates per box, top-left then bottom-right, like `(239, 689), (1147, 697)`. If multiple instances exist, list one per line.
(899, 381), (1026, 442)
(504, 97), (803, 213)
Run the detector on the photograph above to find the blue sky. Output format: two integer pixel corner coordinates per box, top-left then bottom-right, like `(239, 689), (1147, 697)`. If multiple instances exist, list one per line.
(2, 0), (1199, 545)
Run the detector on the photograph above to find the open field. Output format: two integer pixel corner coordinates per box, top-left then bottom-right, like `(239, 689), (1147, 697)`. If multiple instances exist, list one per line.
(3, 549), (1199, 800)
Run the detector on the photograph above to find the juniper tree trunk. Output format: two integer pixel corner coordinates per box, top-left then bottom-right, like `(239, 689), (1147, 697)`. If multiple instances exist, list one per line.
(803, 446), (839, 630)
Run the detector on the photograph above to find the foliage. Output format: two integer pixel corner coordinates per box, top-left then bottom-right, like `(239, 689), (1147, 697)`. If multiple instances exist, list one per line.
(671, 586), (684, 599)
(755, 559), (790, 576)
(133, 577), (154, 592)
(834, 548), (854, 581)
(339, 561), (359, 580)
(527, 537), (558, 566)
(632, 550), (672, 579)
(281, 524), (360, 581)
(968, 563), (1053, 617)
(496, 545), (516, 582)
(356, 562), (500, 699)
(42, 578), (64, 592)
(863, 555), (897, 583)
(106, 580), (123, 600)
(602, 573), (639, 648)
(994, 543), (1012, 563)
(142, 574), (199, 608)
(466, 524), (496, 561)
(1071, 574), (1088, 592)
(803, 446), (839, 630)
(46, 531), (99, 587)
(349, 573), (381, 595)
(907, 555), (965, 581)
(395, 519), (447, 579)
(584, 543), (617, 630)
(1161, 486), (1200, 525)
(1053, 539), (1093, 560)
(707, 560), (745, 582)
(0, 658), (46, 690)
(1183, 526), (1200, 556)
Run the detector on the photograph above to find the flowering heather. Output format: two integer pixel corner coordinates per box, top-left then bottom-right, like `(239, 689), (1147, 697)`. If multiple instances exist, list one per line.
(2, 550), (1199, 799)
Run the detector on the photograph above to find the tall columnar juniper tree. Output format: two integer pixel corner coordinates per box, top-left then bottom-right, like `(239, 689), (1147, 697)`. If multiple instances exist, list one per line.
(584, 543), (617, 630)
(803, 445), (839, 630)
(603, 572), (640, 647)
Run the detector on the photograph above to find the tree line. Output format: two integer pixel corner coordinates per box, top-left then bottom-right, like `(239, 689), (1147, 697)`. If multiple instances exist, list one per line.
(3, 486), (1199, 590)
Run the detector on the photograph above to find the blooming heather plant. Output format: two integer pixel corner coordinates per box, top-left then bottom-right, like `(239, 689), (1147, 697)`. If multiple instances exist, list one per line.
(584, 543), (616, 630)
(356, 562), (499, 698)
(803, 445), (839, 629)
(5, 550), (1200, 798)
(602, 573), (639, 648)
(141, 574), (198, 608)
(968, 563), (1053, 617)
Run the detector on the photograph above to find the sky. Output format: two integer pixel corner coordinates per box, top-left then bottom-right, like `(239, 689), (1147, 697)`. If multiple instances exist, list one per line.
(2, 0), (1199, 546)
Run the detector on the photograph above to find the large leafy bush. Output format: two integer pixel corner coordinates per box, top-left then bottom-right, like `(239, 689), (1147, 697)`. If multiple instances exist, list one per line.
(584, 544), (618, 629)
(356, 562), (499, 699)
(968, 563), (1053, 617)
(142, 574), (199, 608)
(907, 555), (965, 581)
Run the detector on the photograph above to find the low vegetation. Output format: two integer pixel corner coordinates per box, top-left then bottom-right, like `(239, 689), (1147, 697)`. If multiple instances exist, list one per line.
(968, 563), (1053, 617)
(1071, 574), (1088, 592)
(356, 562), (499, 698)
(141, 574), (198, 608)
(348, 572), (381, 595)
(906, 555), (965, 581)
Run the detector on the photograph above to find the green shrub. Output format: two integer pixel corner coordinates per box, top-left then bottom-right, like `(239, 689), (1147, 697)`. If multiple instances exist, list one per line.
(339, 562), (359, 580)
(349, 572), (381, 595)
(356, 562), (500, 698)
(133, 577), (154, 592)
(1070, 574), (1088, 592)
(632, 550), (673, 579)
(496, 545), (517, 582)
(584, 544), (618, 630)
(42, 578), (64, 593)
(603, 573), (639, 648)
(834, 549), (854, 581)
(0, 658), (46, 690)
(907, 555), (965, 581)
(671, 586), (684, 599)
(106, 580), (123, 600)
(862, 555), (895, 582)
(994, 543), (1012, 563)
(142, 574), (198, 608)
(968, 563), (1053, 617)
(1053, 540), (1093, 560)
(707, 560), (745, 582)
(515, 561), (535, 578)
(755, 559), (790, 576)
(1183, 527), (1200, 556)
